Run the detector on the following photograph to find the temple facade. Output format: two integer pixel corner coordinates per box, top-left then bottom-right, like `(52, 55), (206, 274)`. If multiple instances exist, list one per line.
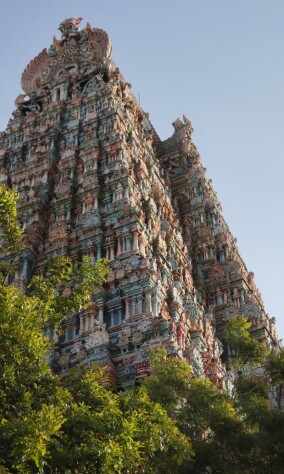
(0, 18), (279, 389)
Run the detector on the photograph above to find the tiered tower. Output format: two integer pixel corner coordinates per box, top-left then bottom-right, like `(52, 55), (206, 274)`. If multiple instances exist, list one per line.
(0, 19), (279, 389)
(158, 121), (279, 360)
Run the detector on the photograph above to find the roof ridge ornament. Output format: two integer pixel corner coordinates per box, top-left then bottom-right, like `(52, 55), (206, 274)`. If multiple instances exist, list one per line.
(20, 19), (113, 97)
(58, 17), (83, 38)
(58, 17), (83, 39)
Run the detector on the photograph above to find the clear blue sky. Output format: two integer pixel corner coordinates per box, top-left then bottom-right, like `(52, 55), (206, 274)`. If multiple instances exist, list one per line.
(1, 0), (283, 341)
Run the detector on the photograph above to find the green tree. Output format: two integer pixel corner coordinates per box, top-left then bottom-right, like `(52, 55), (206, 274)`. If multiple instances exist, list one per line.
(142, 348), (192, 418)
(142, 350), (246, 473)
(143, 345), (284, 474)
(31, 255), (108, 327)
(265, 348), (284, 408)
(0, 186), (23, 285)
(0, 254), (109, 473)
(224, 316), (269, 368)
(232, 372), (284, 473)
(223, 317), (284, 473)
(0, 186), (23, 253)
(0, 276), (67, 472)
(1, 183), (283, 473)
(0, 186), (192, 473)
(45, 366), (192, 474)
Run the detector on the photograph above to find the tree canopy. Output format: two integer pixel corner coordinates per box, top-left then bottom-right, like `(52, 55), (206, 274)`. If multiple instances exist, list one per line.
(0, 184), (283, 473)
(0, 185), (192, 473)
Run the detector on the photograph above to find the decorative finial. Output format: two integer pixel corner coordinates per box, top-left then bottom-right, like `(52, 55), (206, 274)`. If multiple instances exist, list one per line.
(58, 18), (83, 38)
(172, 118), (184, 131)
(183, 114), (191, 125)
(21, 19), (112, 96)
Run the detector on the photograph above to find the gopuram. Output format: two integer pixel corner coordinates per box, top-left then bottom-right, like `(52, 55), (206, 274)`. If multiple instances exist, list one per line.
(0, 18), (279, 389)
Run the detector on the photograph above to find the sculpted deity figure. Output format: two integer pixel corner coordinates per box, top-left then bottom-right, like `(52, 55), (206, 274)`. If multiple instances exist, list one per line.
(58, 18), (83, 38)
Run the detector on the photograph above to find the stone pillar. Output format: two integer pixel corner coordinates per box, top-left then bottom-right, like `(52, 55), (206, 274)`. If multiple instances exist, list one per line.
(233, 289), (240, 307)
(133, 231), (139, 251)
(79, 315), (85, 334)
(110, 309), (115, 327)
(139, 236), (146, 257)
(118, 308), (122, 325)
(97, 302), (104, 323)
(216, 289), (223, 306)
(66, 204), (71, 221)
(86, 316), (91, 331)
(137, 295), (143, 314)
(60, 85), (65, 100)
(51, 89), (57, 103)
(131, 297), (136, 316)
(223, 291), (228, 304)
(110, 245), (115, 260)
(116, 236), (122, 256)
(121, 237), (126, 252)
(22, 257), (29, 279)
(125, 296), (130, 320)
(145, 290), (152, 314)
(204, 247), (209, 261)
(156, 300), (161, 315)
(219, 249), (225, 264)
(96, 244), (102, 260)
(116, 186), (123, 200)
(152, 294), (157, 315)
(90, 314), (95, 330)
(127, 236), (132, 251)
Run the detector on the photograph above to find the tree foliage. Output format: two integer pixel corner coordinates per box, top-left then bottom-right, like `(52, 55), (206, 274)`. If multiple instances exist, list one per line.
(1, 185), (283, 473)
(0, 185), (192, 473)
(0, 185), (23, 254)
(224, 316), (269, 367)
(46, 367), (192, 474)
(30, 255), (108, 327)
(0, 252), (110, 473)
(142, 343), (284, 473)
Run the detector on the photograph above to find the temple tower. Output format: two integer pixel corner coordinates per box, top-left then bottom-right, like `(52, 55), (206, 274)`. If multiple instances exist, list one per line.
(0, 19), (278, 388)
(158, 119), (279, 356)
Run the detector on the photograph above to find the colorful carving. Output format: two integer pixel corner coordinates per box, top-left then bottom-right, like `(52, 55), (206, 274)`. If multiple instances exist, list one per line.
(0, 19), (279, 389)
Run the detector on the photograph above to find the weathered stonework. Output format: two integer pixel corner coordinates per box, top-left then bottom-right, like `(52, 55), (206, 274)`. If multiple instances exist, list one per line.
(0, 19), (279, 389)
